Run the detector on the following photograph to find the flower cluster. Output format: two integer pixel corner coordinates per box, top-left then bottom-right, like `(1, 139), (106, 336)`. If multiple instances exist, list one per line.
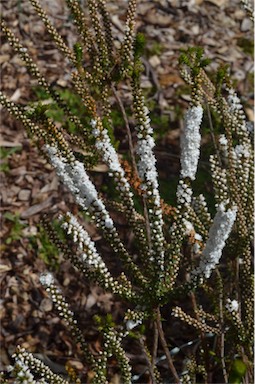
(60, 212), (133, 297)
(40, 272), (97, 368)
(29, 0), (76, 64)
(172, 307), (220, 335)
(103, 329), (132, 384)
(45, 143), (147, 286)
(180, 105), (203, 180)
(210, 155), (229, 205)
(124, 308), (145, 330)
(45, 144), (114, 228)
(11, 346), (69, 384)
(88, 0), (109, 72)
(192, 203), (237, 279)
(176, 180), (193, 205)
(91, 118), (133, 198)
(192, 194), (212, 230)
(133, 92), (165, 271)
(9, 360), (37, 384)
(227, 88), (244, 114)
(120, 0), (137, 75)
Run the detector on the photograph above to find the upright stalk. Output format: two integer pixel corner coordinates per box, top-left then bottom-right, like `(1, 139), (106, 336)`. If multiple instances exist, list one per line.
(156, 307), (180, 383)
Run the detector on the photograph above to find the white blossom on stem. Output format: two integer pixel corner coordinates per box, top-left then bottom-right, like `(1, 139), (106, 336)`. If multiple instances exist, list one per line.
(227, 89), (243, 113)
(192, 203), (237, 279)
(226, 299), (239, 313)
(91, 118), (133, 199)
(39, 272), (54, 287)
(176, 180), (193, 205)
(135, 102), (165, 270)
(61, 212), (110, 273)
(180, 105), (203, 180)
(12, 346), (69, 384)
(91, 118), (122, 173)
(234, 144), (250, 159)
(12, 360), (37, 384)
(44, 144), (114, 231)
(219, 134), (228, 147)
(59, 213), (132, 295)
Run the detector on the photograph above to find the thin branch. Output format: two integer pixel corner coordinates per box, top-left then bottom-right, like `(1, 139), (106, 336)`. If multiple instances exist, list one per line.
(156, 308), (180, 383)
(215, 269), (228, 383)
(152, 317), (159, 370)
(111, 85), (137, 174)
(111, 85), (152, 249)
(205, 98), (222, 167)
(143, 197), (152, 253)
(139, 337), (157, 384)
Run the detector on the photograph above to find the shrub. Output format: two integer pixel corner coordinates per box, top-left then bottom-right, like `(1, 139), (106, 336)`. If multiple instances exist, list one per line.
(0, 0), (253, 383)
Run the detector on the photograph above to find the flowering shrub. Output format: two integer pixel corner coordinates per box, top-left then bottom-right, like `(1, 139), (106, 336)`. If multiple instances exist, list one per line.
(0, 0), (254, 383)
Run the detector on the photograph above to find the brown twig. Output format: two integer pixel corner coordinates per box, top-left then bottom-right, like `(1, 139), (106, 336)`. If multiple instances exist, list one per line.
(215, 268), (228, 383)
(156, 307), (180, 383)
(111, 85), (137, 174)
(139, 337), (157, 384)
(152, 317), (159, 371)
(205, 98), (222, 168)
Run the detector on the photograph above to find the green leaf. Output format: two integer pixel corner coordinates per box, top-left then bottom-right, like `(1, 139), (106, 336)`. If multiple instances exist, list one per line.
(3, 212), (16, 221)
(73, 42), (83, 65)
(229, 359), (247, 384)
(134, 32), (146, 61)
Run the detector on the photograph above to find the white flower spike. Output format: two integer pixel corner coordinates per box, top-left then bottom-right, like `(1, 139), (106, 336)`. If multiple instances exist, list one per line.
(180, 105), (203, 180)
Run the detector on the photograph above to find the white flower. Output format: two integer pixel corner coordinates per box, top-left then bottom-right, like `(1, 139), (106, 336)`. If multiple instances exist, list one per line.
(40, 272), (54, 287)
(90, 119), (97, 128)
(44, 144), (116, 231)
(246, 121), (254, 134)
(227, 89), (243, 112)
(135, 98), (165, 269)
(94, 128), (122, 173)
(126, 319), (142, 330)
(183, 220), (194, 235)
(19, 47), (27, 53)
(192, 203), (237, 279)
(226, 299), (239, 313)
(177, 181), (192, 204)
(45, 144), (97, 208)
(234, 144), (250, 158)
(194, 233), (202, 241)
(219, 134), (228, 147)
(104, 217), (114, 229)
(91, 120), (134, 201)
(180, 105), (203, 180)
(193, 243), (200, 254)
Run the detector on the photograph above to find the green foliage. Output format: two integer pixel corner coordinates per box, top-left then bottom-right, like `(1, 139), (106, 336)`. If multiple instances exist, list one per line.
(134, 32), (146, 61)
(94, 313), (115, 331)
(237, 37), (254, 56)
(215, 64), (231, 96)
(146, 41), (164, 57)
(73, 42), (83, 66)
(32, 86), (84, 134)
(229, 359), (247, 384)
(179, 46), (211, 76)
(0, 146), (22, 172)
(3, 212), (26, 244)
(32, 225), (60, 271)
